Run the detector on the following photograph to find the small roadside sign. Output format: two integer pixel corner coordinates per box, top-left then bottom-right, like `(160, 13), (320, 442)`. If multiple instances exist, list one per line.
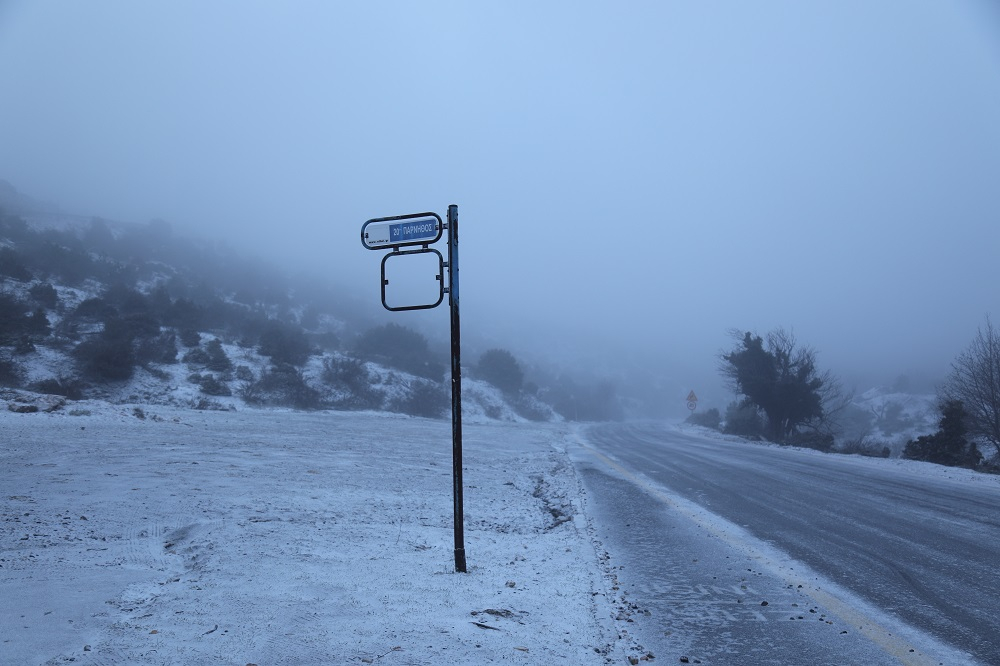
(362, 213), (442, 250)
(686, 390), (698, 412)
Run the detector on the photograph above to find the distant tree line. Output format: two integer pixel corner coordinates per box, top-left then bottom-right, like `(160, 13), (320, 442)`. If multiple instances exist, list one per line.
(689, 321), (1000, 472)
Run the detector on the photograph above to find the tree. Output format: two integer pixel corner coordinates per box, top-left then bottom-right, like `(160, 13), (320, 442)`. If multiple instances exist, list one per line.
(476, 348), (524, 395)
(720, 329), (834, 443)
(940, 316), (1000, 458)
(903, 399), (982, 468)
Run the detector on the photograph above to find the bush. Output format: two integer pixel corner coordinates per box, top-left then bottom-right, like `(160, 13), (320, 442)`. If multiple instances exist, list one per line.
(75, 336), (134, 381)
(511, 393), (553, 422)
(197, 374), (232, 396)
(321, 356), (384, 410)
(30, 377), (86, 400)
(258, 320), (312, 366)
(137, 331), (178, 365)
(240, 363), (321, 409)
(838, 437), (891, 458)
(723, 401), (765, 438)
(0, 293), (34, 343)
(0, 247), (32, 281)
(786, 429), (835, 452)
(476, 348), (523, 395)
(205, 339), (232, 372)
(234, 365), (254, 382)
(903, 400), (982, 468)
(29, 282), (58, 308)
(354, 323), (444, 380)
(73, 297), (117, 321)
(0, 356), (23, 387)
(179, 328), (201, 347)
(182, 347), (212, 366)
(389, 378), (447, 418)
(687, 407), (721, 430)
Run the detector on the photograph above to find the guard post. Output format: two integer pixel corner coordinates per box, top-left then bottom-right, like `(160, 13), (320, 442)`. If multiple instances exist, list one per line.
(361, 205), (467, 573)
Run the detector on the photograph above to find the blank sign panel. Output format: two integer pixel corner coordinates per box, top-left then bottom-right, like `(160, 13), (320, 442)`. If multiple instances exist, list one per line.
(381, 249), (444, 311)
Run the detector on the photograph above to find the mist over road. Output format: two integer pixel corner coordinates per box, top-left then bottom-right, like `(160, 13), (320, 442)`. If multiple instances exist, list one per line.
(574, 423), (1000, 665)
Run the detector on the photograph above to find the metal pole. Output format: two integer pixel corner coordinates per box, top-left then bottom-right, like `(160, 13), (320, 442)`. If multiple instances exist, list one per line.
(448, 204), (467, 573)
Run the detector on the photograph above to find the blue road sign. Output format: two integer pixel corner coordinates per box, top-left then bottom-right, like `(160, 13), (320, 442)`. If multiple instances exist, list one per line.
(361, 212), (443, 250)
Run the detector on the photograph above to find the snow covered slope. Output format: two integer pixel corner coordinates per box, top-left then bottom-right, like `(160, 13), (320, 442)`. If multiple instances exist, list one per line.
(1, 403), (630, 664)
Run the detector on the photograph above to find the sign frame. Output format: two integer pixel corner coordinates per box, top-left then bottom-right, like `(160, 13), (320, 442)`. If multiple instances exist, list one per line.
(362, 212), (443, 250)
(380, 247), (444, 312)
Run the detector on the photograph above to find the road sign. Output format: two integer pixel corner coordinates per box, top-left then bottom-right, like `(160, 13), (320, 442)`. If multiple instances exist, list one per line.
(362, 212), (442, 250)
(686, 390), (698, 412)
(360, 205), (466, 573)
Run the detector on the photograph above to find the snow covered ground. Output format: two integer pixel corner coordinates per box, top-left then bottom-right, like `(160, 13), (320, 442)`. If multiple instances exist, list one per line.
(1, 401), (633, 665)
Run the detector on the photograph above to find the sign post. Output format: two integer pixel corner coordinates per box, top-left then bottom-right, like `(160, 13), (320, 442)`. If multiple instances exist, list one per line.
(361, 205), (466, 573)
(686, 390), (698, 413)
(447, 204), (465, 572)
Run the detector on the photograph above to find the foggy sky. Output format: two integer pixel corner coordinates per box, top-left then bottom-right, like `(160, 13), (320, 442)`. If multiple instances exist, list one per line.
(1, 1), (999, 407)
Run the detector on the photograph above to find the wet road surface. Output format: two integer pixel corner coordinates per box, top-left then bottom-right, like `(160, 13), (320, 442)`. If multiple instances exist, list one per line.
(574, 422), (1000, 665)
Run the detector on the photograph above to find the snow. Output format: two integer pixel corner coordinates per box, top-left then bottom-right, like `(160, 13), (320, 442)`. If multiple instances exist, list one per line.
(1, 401), (623, 665)
(4, 390), (996, 664)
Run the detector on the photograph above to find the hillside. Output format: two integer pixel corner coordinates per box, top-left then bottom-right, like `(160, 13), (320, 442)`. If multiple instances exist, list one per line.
(0, 189), (556, 422)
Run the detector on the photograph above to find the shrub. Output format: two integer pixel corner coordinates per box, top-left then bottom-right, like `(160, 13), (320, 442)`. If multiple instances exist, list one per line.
(137, 331), (178, 365)
(838, 437), (891, 458)
(198, 374), (232, 396)
(354, 323), (443, 380)
(73, 297), (116, 321)
(0, 247), (32, 281)
(0, 356), (23, 387)
(75, 336), (134, 381)
(205, 339), (232, 372)
(476, 348), (523, 395)
(241, 363), (321, 409)
(687, 407), (722, 430)
(29, 283), (58, 308)
(903, 400), (982, 468)
(182, 347), (211, 366)
(30, 377), (86, 400)
(511, 393), (553, 422)
(234, 365), (254, 382)
(786, 429), (835, 452)
(321, 356), (384, 410)
(389, 378), (447, 419)
(179, 328), (201, 347)
(723, 401), (765, 438)
(258, 320), (312, 366)
(0, 293), (33, 343)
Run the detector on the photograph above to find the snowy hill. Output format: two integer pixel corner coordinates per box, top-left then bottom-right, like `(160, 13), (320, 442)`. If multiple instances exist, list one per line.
(1, 194), (557, 423)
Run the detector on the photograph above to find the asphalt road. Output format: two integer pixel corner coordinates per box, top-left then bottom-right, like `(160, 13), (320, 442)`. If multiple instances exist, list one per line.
(576, 422), (1000, 665)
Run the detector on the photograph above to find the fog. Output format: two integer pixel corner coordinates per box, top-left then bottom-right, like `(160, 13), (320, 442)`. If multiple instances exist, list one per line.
(1, 1), (998, 410)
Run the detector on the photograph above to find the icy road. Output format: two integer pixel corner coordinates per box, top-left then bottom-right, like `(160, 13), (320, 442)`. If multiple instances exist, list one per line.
(573, 422), (1000, 665)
